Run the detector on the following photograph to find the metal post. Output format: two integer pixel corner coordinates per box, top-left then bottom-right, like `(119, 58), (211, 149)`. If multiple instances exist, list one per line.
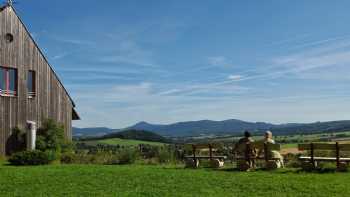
(26, 121), (36, 151)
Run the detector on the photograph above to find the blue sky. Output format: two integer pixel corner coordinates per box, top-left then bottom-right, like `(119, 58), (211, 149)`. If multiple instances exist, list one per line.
(14, 0), (350, 128)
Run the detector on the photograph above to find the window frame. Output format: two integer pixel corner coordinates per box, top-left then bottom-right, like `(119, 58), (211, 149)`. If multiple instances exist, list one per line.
(27, 70), (36, 98)
(0, 66), (17, 97)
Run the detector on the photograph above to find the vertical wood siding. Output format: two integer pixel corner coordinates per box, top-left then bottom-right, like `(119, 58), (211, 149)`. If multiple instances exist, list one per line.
(0, 6), (74, 155)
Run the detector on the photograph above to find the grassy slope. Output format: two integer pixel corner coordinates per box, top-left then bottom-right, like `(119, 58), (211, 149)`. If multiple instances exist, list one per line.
(282, 143), (298, 149)
(212, 131), (350, 142)
(0, 164), (350, 197)
(85, 138), (165, 146)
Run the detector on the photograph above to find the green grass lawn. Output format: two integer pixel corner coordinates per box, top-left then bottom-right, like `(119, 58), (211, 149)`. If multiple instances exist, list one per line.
(1, 164), (350, 197)
(85, 138), (165, 147)
(282, 143), (298, 149)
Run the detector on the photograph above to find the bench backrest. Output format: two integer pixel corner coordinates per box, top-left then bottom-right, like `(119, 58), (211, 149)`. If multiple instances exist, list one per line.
(234, 141), (281, 152)
(251, 141), (281, 151)
(298, 143), (350, 151)
(184, 143), (222, 151)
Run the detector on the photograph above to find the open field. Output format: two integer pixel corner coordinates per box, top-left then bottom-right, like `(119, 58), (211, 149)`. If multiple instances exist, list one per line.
(187, 131), (350, 155)
(83, 138), (166, 147)
(194, 131), (350, 143)
(1, 164), (350, 197)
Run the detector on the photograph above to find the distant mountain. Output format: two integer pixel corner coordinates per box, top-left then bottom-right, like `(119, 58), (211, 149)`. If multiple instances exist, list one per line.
(102, 129), (170, 143)
(73, 127), (117, 137)
(74, 119), (350, 137)
(130, 121), (164, 131)
(127, 119), (275, 136)
(271, 121), (350, 135)
(127, 119), (350, 137)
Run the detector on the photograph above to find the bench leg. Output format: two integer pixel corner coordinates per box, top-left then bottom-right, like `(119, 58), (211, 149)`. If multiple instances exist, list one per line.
(185, 158), (199, 168)
(301, 161), (317, 171)
(237, 160), (251, 171)
(338, 162), (348, 172)
(210, 159), (224, 168)
(266, 160), (282, 170)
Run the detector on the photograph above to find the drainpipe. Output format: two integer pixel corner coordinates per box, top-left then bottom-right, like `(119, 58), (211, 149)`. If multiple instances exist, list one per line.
(26, 121), (36, 151)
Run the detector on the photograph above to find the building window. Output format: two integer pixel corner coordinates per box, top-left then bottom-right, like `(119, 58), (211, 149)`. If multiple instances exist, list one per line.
(27, 70), (36, 98)
(5, 33), (14, 43)
(0, 66), (17, 96)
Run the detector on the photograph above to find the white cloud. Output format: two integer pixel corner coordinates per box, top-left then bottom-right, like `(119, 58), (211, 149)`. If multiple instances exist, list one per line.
(98, 40), (157, 68)
(228, 75), (243, 81)
(208, 56), (227, 65)
(52, 51), (73, 60)
(207, 56), (234, 67)
(52, 36), (95, 46)
(232, 38), (350, 82)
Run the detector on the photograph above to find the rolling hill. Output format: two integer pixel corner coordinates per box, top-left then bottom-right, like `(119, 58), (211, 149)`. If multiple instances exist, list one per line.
(73, 127), (117, 137)
(127, 119), (275, 136)
(73, 119), (350, 137)
(101, 129), (170, 143)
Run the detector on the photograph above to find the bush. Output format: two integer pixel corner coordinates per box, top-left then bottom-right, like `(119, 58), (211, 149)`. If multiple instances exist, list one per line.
(0, 156), (6, 163)
(156, 147), (174, 164)
(60, 152), (76, 164)
(140, 145), (159, 159)
(61, 142), (75, 153)
(61, 149), (138, 165)
(8, 150), (53, 166)
(117, 148), (139, 165)
(317, 162), (337, 171)
(284, 153), (301, 168)
(36, 119), (65, 152)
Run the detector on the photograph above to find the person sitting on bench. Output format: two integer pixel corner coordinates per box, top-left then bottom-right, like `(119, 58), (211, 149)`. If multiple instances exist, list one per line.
(258, 131), (284, 167)
(233, 131), (256, 169)
(264, 130), (275, 143)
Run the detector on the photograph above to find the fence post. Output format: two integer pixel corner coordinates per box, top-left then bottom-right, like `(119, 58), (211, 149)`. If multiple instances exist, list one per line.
(336, 142), (340, 170)
(192, 145), (196, 161)
(310, 143), (315, 168)
(209, 144), (213, 161)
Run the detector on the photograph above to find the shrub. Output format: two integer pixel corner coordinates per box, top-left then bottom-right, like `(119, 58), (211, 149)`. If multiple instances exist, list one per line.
(36, 119), (65, 152)
(61, 151), (119, 165)
(317, 162), (337, 171)
(8, 150), (53, 166)
(60, 152), (95, 164)
(156, 147), (174, 164)
(284, 153), (301, 168)
(61, 142), (75, 154)
(60, 152), (76, 164)
(36, 135), (47, 151)
(0, 156), (6, 163)
(117, 148), (139, 165)
(140, 145), (159, 159)
(35, 119), (68, 163)
(6, 127), (26, 155)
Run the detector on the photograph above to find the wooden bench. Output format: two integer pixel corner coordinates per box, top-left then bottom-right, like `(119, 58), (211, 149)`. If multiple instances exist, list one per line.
(298, 142), (350, 171)
(184, 143), (227, 168)
(234, 141), (283, 170)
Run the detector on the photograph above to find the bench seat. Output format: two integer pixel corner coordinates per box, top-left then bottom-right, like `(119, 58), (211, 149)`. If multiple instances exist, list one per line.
(184, 155), (227, 159)
(235, 156), (282, 160)
(299, 156), (350, 162)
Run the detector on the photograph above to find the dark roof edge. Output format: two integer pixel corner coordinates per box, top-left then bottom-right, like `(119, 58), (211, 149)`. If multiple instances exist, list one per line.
(8, 5), (77, 108)
(72, 108), (80, 120)
(0, 4), (7, 11)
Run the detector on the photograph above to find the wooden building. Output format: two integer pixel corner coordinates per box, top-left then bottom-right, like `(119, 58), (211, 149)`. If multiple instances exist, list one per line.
(0, 4), (79, 156)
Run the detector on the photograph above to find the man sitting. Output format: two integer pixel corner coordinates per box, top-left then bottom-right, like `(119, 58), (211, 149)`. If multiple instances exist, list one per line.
(233, 131), (256, 171)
